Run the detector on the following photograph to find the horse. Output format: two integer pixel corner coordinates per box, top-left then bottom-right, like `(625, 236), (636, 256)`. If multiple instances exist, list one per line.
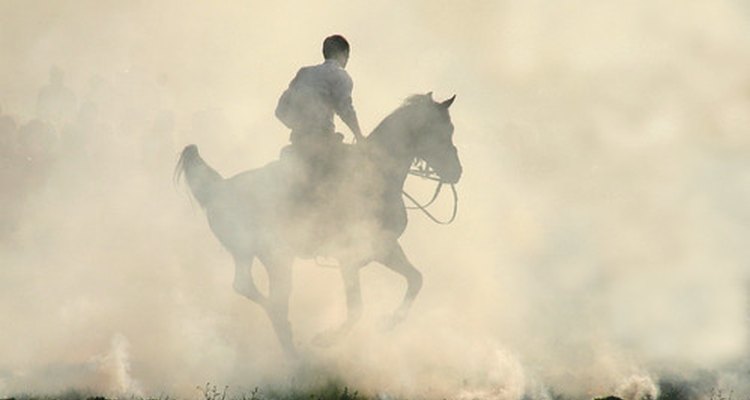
(175, 93), (461, 357)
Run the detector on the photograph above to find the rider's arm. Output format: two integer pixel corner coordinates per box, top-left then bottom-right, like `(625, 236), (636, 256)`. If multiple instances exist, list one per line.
(339, 104), (363, 142)
(332, 71), (364, 142)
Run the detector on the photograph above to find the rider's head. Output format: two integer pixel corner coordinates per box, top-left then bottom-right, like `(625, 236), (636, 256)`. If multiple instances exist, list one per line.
(323, 35), (350, 68)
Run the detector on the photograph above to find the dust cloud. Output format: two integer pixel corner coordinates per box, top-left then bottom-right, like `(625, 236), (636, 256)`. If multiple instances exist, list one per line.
(1, 1), (749, 399)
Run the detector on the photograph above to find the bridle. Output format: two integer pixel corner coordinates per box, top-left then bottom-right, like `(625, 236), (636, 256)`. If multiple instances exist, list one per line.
(403, 158), (459, 225)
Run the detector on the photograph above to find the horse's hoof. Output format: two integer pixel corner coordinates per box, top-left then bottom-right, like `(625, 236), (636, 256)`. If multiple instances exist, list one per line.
(280, 342), (300, 359)
(379, 312), (407, 332)
(378, 317), (397, 332)
(311, 330), (340, 347)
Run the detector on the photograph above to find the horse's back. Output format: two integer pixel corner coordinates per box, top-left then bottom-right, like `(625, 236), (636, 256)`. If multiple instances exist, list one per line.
(208, 161), (288, 224)
(224, 161), (288, 198)
(206, 147), (407, 256)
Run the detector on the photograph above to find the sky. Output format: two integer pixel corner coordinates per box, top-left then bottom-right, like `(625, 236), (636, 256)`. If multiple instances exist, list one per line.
(1, 1), (750, 399)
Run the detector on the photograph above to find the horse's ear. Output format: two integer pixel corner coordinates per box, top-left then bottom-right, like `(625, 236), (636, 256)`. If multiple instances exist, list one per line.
(426, 91), (434, 100)
(441, 95), (456, 109)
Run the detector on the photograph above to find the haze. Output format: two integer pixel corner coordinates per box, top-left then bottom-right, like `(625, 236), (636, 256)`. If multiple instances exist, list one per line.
(1, 1), (749, 399)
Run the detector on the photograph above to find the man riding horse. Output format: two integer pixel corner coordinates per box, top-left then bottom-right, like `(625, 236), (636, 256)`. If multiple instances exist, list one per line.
(275, 35), (363, 182)
(176, 34), (461, 357)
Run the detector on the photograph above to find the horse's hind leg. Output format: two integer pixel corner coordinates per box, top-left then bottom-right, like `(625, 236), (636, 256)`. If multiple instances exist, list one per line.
(258, 252), (297, 358)
(376, 241), (423, 329)
(232, 255), (267, 307)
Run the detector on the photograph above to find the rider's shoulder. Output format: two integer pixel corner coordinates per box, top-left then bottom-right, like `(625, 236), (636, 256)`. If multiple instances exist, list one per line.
(295, 63), (327, 78)
(322, 61), (351, 81)
(295, 65), (315, 76)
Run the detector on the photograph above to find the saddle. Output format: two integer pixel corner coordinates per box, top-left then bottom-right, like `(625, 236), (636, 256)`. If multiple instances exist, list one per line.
(279, 132), (354, 205)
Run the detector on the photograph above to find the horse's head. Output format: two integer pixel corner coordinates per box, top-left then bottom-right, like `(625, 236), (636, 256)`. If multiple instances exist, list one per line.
(407, 93), (462, 184)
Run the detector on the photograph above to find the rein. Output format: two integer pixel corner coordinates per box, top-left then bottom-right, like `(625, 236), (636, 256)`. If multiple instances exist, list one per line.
(403, 159), (459, 225)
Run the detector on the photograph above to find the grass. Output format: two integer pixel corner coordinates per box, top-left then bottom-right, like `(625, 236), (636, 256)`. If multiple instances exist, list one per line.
(2, 381), (743, 400)
(2, 381), (363, 400)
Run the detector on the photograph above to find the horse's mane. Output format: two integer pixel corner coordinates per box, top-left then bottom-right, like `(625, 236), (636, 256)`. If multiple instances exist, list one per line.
(396, 93), (449, 118)
(367, 94), (441, 145)
(400, 93), (435, 109)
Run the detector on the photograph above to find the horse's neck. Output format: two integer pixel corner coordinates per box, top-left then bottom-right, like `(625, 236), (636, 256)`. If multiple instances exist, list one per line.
(364, 112), (415, 182)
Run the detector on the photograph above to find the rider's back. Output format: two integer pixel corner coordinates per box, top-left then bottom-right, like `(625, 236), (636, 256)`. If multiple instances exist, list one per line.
(275, 59), (353, 135)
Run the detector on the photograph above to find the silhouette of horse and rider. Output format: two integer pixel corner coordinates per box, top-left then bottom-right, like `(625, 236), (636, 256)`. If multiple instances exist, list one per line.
(176, 35), (462, 357)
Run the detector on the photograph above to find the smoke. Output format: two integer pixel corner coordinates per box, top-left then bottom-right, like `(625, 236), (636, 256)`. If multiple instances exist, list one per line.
(1, 1), (749, 399)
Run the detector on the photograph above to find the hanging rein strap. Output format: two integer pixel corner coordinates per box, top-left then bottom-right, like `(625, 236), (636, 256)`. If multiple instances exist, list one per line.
(403, 160), (459, 225)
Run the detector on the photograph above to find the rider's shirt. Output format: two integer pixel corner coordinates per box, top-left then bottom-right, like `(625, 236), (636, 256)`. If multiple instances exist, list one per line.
(276, 59), (355, 136)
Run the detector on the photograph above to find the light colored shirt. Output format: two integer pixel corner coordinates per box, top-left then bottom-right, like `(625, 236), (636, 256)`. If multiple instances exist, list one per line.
(280, 59), (356, 134)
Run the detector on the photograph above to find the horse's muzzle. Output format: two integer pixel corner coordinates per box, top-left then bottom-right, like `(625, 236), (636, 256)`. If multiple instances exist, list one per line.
(440, 165), (462, 184)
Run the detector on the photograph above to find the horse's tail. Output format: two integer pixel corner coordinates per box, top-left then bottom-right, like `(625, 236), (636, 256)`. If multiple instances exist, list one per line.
(174, 144), (223, 208)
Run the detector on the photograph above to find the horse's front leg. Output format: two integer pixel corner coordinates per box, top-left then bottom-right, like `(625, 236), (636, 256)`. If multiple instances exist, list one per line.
(312, 262), (364, 347)
(376, 241), (423, 329)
